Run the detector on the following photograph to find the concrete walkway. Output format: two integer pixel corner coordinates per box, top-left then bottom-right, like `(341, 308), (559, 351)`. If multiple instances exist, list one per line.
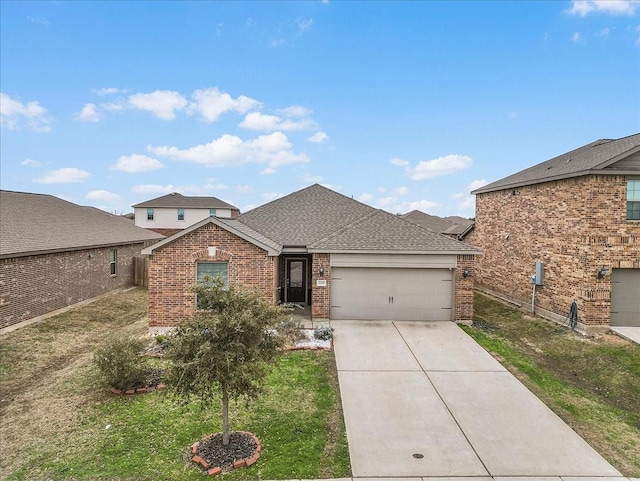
(610, 326), (640, 345)
(333, 320), (625, 479)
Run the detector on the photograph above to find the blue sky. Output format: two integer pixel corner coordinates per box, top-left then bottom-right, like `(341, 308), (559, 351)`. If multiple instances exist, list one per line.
(1, 1), (639, 217)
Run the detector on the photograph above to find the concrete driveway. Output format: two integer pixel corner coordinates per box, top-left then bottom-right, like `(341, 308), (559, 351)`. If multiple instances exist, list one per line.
(333, 320), (623, 479)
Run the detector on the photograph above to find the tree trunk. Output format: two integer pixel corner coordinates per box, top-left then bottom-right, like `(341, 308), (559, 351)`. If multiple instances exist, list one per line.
(222, 386), (230, 445)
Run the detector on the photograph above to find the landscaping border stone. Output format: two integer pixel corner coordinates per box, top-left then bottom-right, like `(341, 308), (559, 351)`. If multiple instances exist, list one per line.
(191, 431), (261, 476)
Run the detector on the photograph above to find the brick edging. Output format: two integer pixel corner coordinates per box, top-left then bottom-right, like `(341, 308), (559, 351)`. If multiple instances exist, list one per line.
(191, 431), (261, 476)
(110, 383), (166, 396)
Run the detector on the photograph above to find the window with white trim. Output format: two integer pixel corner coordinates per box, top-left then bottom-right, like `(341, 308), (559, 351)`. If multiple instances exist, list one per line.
(196, 262), (228, 308)
(177, 208), (185, 221)
(627, 179), (640, 220)
(109, 249), (117, 276)
(147, 208), (154, 220)
(209, 208), (217, 217)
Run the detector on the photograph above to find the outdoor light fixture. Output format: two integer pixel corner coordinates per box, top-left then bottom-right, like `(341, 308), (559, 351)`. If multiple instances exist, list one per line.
(597, 266), (607, 279)
(462, 268), (470, 278)
(318, 266), (325, 277)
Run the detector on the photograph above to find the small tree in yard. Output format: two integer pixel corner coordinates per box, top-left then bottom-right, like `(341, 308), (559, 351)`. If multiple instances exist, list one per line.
(166, 277), (296, 445)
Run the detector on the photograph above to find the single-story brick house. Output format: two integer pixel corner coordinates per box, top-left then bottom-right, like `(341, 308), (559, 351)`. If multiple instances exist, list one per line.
(0, 190), (164, 330)
(401, 210), (474, 240)
(468, 133), (640, 332)
(142, 184), (480, 330)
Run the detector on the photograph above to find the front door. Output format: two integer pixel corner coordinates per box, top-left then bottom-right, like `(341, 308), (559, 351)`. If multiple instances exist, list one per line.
(286, 259), (306, 303)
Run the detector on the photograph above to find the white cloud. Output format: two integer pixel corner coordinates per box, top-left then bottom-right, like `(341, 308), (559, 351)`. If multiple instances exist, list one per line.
(189, 88), (260, 122)
(384, 199), (440, 214)
(101, 100), (127, 112)
(308, 131), (329, 143)
(128, 90), (188, 120)
(405, 154), (473, 180)
(239, 111), (318, 131)
(234, 184), (254, 193)
(75, 103), (100, 122)
(301, 173), (324, 183)
(21, 158), (42, 167)
(568, 0), (638, 16)
(394, 186), (409, 196)
(110, 154), (164, 173)
(33, 167), (90, 184)
(294, 17), (313, 34)
(279, 105), (311, 117)
(0, 93), (52, 132)
(94, 87), (126, 96)
(572, 32), (583, 42)
(357, 193), (374, 203)
(261, 191), (284, 202)
(597, 27), (611, 37)
(148, 132), (309, 173)
(457, 196), (476, 212)
(468, 179), (489, 192)
(28, 16), (50, 26)
(86, 190), (122, 203)
(132, 183), (219, 195)
(389, 157), (410, 167)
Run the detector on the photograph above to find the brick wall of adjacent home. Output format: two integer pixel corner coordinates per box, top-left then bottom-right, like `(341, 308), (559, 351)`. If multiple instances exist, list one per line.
(467, 175), (640, 329)
(0, 244), (142, 329)
(455, 254), (475, 322)
(147, 223), (277, 328)
(311, 253), (331, 319)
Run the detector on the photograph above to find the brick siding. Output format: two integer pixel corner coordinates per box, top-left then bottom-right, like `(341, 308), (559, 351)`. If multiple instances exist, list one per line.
(147, 223), (277, 327)
(467, 175), (640, 329)
(455, 254), (475, 322)
(311, 253), (331, 318)
(0, 244), (142, 329)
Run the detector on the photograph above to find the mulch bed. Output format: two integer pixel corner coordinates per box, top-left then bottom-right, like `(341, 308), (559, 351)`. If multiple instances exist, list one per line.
(192, 431), (261, 475)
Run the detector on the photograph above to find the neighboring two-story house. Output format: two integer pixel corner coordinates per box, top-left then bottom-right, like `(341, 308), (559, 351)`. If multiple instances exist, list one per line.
(401, 210), (474, 240)
(469, 133), (640, 332)
(133, 193), (240, 236)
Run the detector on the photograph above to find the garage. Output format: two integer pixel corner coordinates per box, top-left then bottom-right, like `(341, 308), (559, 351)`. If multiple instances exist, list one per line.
(610, 268), (640, 327)
(329, 253), (456, 321)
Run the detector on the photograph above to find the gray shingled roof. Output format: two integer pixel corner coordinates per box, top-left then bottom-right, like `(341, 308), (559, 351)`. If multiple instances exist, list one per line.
(309, 209), (479, 253)
(144, 184), (480, 255)
(1, 190), (164, 258)
(473, 133), (640, 194)
(132, 192), (239, 210)
(142, 216), (282, 256)
(238, 184), (376, 246)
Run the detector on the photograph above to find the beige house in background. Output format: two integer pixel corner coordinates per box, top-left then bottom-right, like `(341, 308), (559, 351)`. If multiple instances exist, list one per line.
(133, 192), (240, 236)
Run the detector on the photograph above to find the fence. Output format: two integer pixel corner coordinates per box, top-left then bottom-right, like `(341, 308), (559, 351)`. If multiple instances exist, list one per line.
(132, 256), (149, 287)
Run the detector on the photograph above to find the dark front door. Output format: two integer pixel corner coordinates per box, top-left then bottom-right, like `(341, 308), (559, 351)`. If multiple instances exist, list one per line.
(286, 259), (306, 303)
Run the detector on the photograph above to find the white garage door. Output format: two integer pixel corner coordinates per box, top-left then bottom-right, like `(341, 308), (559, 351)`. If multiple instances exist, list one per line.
(331, 267), (453, 321)
(611, 268), (640, 327)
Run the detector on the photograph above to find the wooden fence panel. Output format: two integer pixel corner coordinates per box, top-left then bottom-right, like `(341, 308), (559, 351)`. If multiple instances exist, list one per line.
(133, 256), (149, 288)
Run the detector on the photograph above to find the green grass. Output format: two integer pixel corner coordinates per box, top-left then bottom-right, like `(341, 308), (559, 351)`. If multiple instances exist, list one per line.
(464, 292), (640, 476)
(0, 289), (351, 480)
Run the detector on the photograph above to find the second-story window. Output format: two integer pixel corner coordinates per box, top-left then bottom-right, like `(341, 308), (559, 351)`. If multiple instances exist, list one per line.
(177, 208), (185, 221)
(209, 208), (217, 217)
(147, 208), (154, 221)
(628, 179), (640, 220)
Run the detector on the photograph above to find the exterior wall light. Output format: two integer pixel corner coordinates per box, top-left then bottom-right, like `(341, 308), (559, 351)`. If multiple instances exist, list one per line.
(462, 268), (470, 278)
(596, 266), (608, 279)
(318, 266), (325, 277)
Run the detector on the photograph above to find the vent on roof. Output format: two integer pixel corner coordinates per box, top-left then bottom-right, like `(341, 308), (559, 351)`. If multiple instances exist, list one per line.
(547, 165), (553, 170)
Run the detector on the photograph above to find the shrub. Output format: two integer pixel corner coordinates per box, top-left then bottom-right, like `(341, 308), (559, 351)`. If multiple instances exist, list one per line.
(313, 326), (334, 341)
(93, 334), (149, 390)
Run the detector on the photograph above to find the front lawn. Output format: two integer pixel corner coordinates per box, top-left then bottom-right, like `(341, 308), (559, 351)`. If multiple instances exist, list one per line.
(0, 288), (351, 480)
(464, 292), (640, 476)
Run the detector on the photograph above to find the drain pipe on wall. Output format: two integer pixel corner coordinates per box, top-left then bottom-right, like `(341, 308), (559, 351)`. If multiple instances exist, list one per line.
(531, 277), (536, 313)
(530, 262), (544, 314)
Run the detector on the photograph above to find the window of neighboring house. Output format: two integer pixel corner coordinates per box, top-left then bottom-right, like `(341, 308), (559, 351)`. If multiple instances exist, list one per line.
(196, 262), (228, 308)
(627, 179), (640, 221)
(209, 208), (217, 217)
(147, 208), (154, 221)
(177, 208), (185, 221)
(109, 249), (117, 276)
